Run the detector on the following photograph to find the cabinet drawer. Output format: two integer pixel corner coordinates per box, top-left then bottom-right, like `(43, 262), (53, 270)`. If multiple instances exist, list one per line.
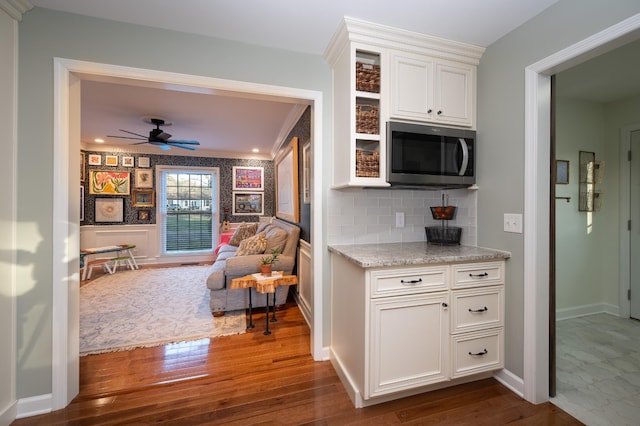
(370, 266), (449, 297)
(451, 328), (503, 378)
(451, 287), (504, 333)
(452, 261), (504, 289)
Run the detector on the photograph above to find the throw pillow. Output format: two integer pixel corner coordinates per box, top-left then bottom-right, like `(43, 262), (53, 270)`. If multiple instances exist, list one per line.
(228, 222), (258, 246)
(235, 231), (267, 256)
(264, 226), (288, 253)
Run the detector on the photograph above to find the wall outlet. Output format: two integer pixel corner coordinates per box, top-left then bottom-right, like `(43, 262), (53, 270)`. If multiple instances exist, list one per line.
(504, 213), (523, 233)
(396, 212), (405, 228)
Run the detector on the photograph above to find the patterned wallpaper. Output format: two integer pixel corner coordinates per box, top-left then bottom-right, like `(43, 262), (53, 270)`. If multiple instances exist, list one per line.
(81, 152), (274, 225)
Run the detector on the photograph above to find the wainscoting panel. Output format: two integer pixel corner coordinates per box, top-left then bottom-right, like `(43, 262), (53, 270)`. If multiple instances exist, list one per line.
(296, 239), (312, 326)
(81, 225), (158, 263)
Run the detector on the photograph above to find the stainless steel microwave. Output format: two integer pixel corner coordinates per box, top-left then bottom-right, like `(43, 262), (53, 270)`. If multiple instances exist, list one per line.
(386, 121), (476, 189)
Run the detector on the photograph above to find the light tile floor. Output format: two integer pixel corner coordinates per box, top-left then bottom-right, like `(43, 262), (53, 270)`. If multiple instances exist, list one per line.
(551, 313), (640, 426)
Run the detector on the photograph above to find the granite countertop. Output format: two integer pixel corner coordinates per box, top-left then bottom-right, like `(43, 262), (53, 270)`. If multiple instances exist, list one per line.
(328, 242), (511, 268)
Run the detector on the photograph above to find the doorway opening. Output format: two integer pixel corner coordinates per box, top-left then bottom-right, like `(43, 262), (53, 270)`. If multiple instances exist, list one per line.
(52, 59), (324, 409)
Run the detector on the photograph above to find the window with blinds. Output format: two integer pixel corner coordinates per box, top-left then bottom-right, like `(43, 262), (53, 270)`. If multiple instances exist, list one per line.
(158, 168), (217, 254)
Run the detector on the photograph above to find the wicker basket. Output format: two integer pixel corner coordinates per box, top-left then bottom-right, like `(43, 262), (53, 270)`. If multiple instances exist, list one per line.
(355, 149), (380, 178)
(355, 104), (379, 134)
(356, 62), (380, 93)
(425, 226), (462, 245)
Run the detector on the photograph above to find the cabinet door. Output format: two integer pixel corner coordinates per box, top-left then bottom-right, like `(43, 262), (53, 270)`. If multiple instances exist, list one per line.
(389, 52), (434, 121)
(368, 292), (449, 398)
(434, 61), (474, 127)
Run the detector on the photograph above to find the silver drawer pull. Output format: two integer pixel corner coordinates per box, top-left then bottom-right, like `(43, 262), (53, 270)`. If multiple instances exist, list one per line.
(469, 349), (488, 356)
(400, 278), (422, 285)
(469, 272), (489, 278)
(468, 306), (488, 313)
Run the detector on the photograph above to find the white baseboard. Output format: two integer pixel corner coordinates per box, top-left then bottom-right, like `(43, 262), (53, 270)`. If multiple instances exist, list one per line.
(493, 368), (524, 398)
(15, 393), (51, 419)
(556, 303), (620, 321)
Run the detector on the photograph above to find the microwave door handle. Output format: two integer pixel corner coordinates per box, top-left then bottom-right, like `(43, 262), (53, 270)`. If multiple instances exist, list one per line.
(458, 138), (469, 176)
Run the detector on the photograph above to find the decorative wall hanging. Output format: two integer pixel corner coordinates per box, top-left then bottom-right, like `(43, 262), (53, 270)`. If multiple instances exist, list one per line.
(232, 166), (264, 191)
(105, 155), (118, 166)
(275, 136), (299, 222)
(89, 171), (130, 195)
(135, 169), (153, 188)
(80, 186), (84, 221)
(88, 154), (101, 166)
(122, 156), (134, 167)
(132, 189), (155, 207)
(578, 150), (604, 212)
(554, 160), (569, 184)
(80, 153), (86, 182)
(232, 192), (264, 215)
(137, 209), (151, 221)
(138, 157), (150, 168)
(94, 198), (124, 223)
(302, 142), (311, 204)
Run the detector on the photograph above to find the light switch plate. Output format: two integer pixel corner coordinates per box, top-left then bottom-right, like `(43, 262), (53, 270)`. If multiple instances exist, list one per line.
(504, 213), (523, 233)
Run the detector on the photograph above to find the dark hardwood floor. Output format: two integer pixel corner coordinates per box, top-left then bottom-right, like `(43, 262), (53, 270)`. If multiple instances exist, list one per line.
(13, 301), (582, 425)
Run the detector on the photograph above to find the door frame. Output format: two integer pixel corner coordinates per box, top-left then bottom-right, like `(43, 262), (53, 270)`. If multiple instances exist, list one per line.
(52, 58), (325, 409)
(619, 124), (640, 319)
(523, 13), (640, 403)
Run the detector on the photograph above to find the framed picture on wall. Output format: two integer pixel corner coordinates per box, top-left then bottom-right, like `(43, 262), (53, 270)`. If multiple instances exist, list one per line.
(88, 171), (130, 195)
(232, 166), (264, 191)
(80, 153), (86, 182)
(275, 136), (299, 222)
(232, 192), (264, 215)
(138, 209), (151, 221)
(105, 155), (118, 166)
(80, 186), (84, 221)
(132, 189), (155, 207)
(138, 157), (150, 168)
(122, 156), (134, 167)
(555, 160), (570, 184)
(88, 154), (101, 166)
(302, 142), (310, 204)
(135, 169), (153, 188)
(94, 198), (124, 223)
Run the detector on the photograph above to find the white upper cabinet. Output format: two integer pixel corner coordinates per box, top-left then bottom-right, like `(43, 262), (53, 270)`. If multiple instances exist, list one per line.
(390, 51), (475, 127)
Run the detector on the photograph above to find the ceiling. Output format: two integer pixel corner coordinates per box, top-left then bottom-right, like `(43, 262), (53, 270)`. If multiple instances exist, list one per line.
(27, 0), (640, 156)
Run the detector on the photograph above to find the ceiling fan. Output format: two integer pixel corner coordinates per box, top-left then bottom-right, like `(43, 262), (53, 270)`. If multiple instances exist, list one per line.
(108, 118), (200, 150)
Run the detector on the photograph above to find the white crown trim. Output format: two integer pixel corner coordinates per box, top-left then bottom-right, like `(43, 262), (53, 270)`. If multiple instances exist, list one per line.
(0, 0), (33, 21)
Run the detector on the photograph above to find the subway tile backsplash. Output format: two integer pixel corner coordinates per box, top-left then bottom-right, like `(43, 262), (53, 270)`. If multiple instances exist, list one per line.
(327, 187), (477, 246)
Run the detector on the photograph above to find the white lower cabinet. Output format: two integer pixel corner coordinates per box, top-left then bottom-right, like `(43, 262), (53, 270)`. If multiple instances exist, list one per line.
(330, 254), (505, 407)
(369, 292), (449, 398)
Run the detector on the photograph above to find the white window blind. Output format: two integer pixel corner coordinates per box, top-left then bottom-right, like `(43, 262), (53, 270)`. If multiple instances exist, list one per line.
(158, 168), (217, 254)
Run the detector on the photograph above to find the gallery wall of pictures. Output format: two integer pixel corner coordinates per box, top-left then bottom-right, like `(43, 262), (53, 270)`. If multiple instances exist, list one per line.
(80, 150), (275, 226)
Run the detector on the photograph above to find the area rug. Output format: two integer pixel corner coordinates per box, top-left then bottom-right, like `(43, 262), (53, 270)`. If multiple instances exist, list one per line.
(80, 265), (246, 355)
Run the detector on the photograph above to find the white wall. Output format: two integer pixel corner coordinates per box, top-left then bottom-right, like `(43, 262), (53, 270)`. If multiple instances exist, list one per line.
(554, 97), (619, 316)
(0, 5), (18, 424)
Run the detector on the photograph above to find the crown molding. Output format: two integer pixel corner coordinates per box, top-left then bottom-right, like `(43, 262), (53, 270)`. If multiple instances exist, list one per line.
(0, 0), (32, 21)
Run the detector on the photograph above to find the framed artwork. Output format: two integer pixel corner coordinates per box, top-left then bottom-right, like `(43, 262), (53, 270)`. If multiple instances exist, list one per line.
(80, 186), (84, 221)
(275, 136), (299, 222)
(94, 198), (124, 223)
(232, 166), (264, 191)
(135, 168), (153, 188)
(132, 189), (155, 207)
(138, 157), (150, 168)
(302, 142), (311, 204)
(138, 209), (151, 221)
(122, 156), (134, 167)
(88, 170), (130, 195)
(80, 153), (86, 182)
(105, 155), (118, 166)
(232, 192), (264, 215)
(555, 160), (570, 184)
(88, 154), (101, 166)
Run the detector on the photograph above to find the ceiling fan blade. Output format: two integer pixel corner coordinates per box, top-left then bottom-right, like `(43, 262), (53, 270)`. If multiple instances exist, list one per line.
(118, 129), (148, 138)
(149, 141), (172, 150)
(171, 143), (197, 151)
(107, 135), (146, 141)
(131, 141), (150, 145)
(167, 139), (200, 145)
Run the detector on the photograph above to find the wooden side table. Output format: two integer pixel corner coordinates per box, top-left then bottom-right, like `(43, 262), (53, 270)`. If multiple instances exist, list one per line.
(230, 271), (298, 335)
